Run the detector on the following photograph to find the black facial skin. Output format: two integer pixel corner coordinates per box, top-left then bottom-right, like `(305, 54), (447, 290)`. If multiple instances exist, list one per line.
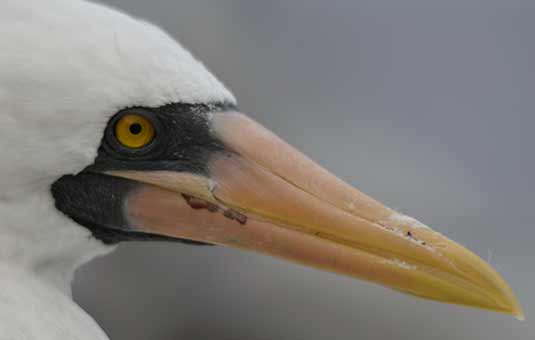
(52, 102), (236, 244)
(89, 102), (234, 175)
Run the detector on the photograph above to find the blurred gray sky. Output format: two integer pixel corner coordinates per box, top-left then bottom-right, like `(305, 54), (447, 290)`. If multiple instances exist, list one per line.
(76, 1), (534, 339)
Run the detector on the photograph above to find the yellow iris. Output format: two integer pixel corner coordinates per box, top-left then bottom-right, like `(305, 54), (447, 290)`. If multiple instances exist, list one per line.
(114, 114), (155, 148)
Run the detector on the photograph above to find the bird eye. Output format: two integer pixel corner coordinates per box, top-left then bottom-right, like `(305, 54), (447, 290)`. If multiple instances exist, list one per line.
(114, 113), (155, 149)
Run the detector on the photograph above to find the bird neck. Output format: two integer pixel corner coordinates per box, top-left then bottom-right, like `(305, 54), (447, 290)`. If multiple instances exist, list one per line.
(0, 188), (112, 296)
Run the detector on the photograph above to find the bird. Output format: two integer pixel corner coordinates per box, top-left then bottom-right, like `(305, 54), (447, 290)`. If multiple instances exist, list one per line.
(0, 0), (524, 339)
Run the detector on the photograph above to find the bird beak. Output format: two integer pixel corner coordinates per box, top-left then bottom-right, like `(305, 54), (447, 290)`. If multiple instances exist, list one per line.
(108, 111), (523, 319)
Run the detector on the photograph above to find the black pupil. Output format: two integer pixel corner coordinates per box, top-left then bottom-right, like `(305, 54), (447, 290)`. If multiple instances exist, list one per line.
(129, 123), (142, 135)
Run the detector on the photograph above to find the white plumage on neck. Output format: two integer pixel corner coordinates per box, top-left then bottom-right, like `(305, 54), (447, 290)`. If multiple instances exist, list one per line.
(0, 190), (112, 295)
(0, 189), (114, 339)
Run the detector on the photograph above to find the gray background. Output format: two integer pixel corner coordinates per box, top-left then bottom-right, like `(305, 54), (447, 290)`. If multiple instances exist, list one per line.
(75, 1), (534, 339)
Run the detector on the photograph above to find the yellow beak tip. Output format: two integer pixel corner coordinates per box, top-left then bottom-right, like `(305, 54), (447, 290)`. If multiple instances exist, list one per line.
(513, 306), (525, 321)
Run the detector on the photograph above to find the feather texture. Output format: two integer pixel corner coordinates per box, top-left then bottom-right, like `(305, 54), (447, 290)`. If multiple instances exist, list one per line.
(0, 0), (235, 338)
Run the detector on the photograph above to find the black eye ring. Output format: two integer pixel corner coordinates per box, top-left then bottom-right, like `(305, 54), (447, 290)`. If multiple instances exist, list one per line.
(103, 108), (164, 159)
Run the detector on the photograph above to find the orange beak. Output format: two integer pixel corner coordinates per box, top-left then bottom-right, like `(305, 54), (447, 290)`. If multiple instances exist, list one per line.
(108, 111), (523, 319)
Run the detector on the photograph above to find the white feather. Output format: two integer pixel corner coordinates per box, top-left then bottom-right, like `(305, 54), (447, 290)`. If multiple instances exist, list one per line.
(0, 0), (235, 338)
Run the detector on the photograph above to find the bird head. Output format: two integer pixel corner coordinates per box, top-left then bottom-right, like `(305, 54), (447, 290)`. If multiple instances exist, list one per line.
(0, 0), (523, 319)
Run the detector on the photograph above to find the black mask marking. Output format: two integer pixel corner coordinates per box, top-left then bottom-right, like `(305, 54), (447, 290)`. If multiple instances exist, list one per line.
(52, 172), (211, 245)
(88, 102), (235, 176)
(52, 102), (235, 244)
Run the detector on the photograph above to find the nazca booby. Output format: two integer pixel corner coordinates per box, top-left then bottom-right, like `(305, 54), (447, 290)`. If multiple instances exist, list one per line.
(0, 0), (523, 338)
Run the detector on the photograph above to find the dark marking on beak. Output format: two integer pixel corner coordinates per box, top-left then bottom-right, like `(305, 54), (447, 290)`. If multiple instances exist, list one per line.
(223, 209), (247, 225)
(181, 193), (247, 225)
(182, 194), (219, 212)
